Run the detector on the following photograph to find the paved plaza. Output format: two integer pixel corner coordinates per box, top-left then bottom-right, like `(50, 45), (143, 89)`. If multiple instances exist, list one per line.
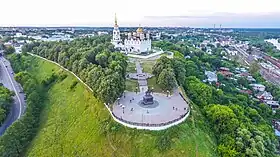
(112, 89), (189, 124)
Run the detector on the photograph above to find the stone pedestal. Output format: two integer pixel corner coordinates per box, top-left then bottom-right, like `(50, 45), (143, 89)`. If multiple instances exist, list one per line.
(143, 92), (154, 105)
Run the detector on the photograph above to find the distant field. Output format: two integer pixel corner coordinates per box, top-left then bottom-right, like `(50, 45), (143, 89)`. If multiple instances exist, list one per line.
(23, 55), (217, 157)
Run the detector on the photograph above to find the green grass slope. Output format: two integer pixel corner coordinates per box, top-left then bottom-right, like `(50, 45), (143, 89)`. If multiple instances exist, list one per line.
(23, 55), (217, 157)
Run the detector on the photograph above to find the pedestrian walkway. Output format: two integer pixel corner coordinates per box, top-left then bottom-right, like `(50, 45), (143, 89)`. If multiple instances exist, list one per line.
(135, 61), (148, 93)
(112, 88), (190, 130)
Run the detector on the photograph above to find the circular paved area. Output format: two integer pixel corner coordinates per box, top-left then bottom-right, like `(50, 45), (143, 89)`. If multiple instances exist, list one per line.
(112, 90), (189, 124)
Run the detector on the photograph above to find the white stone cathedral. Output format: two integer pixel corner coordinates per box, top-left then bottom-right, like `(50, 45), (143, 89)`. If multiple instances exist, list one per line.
(111, 14), (152, 54)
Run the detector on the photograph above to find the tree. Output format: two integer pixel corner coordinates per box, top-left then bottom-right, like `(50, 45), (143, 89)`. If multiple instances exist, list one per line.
(185, 61), (199, 77)
(152, 56), (172, 77)
(205, 104), (239, 134)
(4, 46), (15, 54)
(157, 68), (177, 91)
(249, 61), (260, 75)
(184, 76), (212, 106)
(95, 52), (108, 68)
(172, 58), (186, 85)
(217, 144), (238, 157)
(96, 72), (124, 104)
(237, 77), (249, 88)
(217, 73), (225, 81)
(0, 108), (6, 124)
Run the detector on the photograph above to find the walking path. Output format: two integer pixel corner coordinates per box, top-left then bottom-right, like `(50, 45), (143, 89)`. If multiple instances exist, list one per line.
(127, 50), (164, 59)
(135, 61), (148, 93)
(112, 88), (190, 130)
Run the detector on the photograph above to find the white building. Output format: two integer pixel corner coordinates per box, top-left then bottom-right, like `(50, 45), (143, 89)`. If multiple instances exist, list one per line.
(250, 84), (266, 92)
(98, 31), (109, 36)
(264, 100), (279, 109)
(256, 91), (273, 100)
(111, 14), (151, 54)
(205, 71), (217, 82)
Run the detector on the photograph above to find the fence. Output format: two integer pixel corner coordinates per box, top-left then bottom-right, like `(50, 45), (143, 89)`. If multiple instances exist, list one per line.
(111, 108), (189, 127)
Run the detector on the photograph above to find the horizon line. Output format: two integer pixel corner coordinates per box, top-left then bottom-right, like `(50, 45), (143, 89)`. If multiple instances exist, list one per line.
(1, 26), (280, 29)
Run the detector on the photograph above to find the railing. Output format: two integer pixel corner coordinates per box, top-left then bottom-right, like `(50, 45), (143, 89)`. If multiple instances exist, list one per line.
(111, 91), (190, 128)
(111, 108), (190, 127)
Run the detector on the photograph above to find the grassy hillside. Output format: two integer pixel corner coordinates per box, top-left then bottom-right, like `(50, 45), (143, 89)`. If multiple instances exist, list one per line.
(22, 55), (217, 157)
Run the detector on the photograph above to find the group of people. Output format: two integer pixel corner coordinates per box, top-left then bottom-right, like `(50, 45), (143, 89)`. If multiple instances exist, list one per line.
(173, 106), (187, 111)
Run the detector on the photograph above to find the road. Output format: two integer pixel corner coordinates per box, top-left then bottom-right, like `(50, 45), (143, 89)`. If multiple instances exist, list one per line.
(0, 56), (26, 135)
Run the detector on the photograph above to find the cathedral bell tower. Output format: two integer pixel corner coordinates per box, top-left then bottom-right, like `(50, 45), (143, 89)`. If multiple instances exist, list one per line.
(112, 13), (121, 43)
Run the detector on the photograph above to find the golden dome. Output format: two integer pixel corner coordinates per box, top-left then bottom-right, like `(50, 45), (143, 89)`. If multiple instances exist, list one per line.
(136, 27), (143, 33)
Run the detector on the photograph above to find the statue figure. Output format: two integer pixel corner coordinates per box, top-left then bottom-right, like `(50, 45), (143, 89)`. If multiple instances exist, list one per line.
(143, 89), (154, 105)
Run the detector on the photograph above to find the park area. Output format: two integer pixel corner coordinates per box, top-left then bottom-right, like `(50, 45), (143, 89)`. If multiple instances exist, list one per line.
(19, 55), (217, 157)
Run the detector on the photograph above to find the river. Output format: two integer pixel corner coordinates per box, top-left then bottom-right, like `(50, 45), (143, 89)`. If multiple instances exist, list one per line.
(265, 39), (280, 50)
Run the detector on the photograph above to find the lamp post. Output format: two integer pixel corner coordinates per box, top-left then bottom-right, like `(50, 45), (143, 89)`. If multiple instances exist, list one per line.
(117, 97), (120, 105)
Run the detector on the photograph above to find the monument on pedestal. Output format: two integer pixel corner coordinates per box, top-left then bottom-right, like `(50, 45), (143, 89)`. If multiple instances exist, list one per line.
(143, 90), (154, 105)
(138, 89), (159, 108)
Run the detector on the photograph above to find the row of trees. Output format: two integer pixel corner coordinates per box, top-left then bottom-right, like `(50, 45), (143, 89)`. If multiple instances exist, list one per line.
(0, 85), (14, 124)
(22, 36), (127, 104)
(158, 38), (279, 156)
(0, 65), (44, 156)
(0, 54), (69, 156)
(152, 56), (187, 91)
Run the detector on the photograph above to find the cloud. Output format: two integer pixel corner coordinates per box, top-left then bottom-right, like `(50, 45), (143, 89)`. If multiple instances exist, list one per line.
(141, 12), (280, 28)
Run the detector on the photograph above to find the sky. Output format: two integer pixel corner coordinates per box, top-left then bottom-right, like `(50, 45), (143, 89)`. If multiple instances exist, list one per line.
(1, 0), (280, 27)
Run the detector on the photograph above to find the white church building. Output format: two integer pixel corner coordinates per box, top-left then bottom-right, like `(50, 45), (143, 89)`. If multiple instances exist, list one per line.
(111, 14), (152, 54)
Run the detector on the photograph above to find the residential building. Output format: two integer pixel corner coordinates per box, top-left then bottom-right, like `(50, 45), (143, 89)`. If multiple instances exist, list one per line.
(256, 91), (273, 100)
(264, 100), (279, 109)
(239, 89), (252, 95)
(205, 71), (217, 82)
(247, 76), (256, 82)
(250, 84), (266, 92)
(218, 71), (233, 78)
(220, 67), (230, 71)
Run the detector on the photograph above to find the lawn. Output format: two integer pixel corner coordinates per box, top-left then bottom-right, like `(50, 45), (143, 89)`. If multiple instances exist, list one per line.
(147, 77), (162, 93)
(126, 79), (138, 92)
(141, 60), (155, 74)
(127, 61), (136, 73)
(23, 55), (218, 157)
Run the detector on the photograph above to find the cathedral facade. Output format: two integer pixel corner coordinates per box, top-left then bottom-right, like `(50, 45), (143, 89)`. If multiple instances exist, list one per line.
(111, 14), (152, 54)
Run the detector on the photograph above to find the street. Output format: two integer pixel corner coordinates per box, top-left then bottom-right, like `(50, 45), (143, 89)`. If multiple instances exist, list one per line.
(0, 56), (26, 135)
